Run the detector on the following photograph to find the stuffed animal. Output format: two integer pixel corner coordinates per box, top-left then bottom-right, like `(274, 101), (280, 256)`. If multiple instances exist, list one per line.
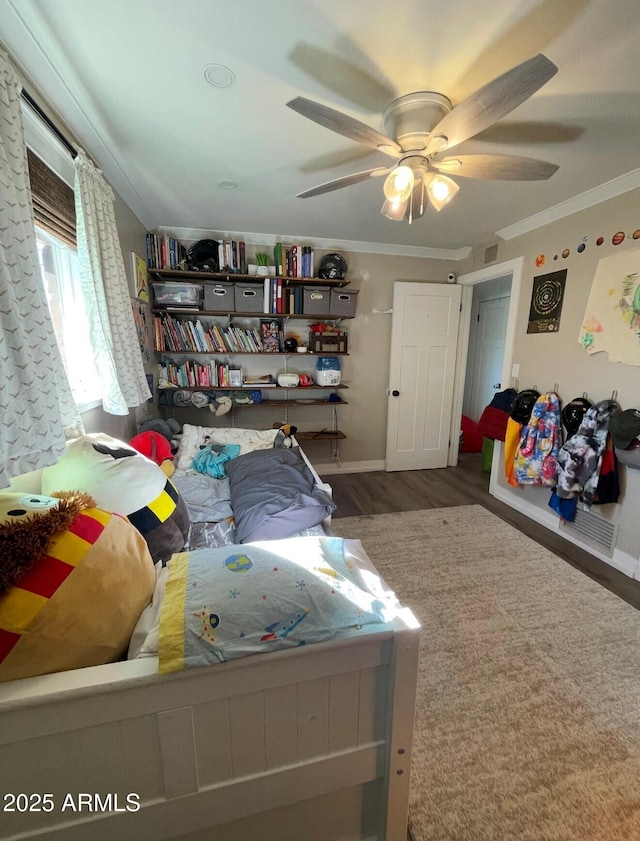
(0, 491), (155, 682)
(41, 434), (190, 564)
(129, 430), (176, 477)
(272, 422), (298, 448)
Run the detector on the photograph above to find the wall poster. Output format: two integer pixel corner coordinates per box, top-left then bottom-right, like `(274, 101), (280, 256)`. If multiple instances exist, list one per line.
(579, 245), (640, 366)
(527, 269), (567, 334)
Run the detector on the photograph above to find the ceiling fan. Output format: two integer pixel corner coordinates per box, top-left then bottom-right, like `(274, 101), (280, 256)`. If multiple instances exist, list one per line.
(287, 53), (559, 222)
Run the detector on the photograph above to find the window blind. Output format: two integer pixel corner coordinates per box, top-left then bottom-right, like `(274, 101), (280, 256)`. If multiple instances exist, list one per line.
(27, 148), (76, 248)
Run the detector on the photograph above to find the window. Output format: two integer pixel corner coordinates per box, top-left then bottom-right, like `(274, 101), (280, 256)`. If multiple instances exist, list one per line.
(25, 143), (102, 410)
(35, 226), (102, 409)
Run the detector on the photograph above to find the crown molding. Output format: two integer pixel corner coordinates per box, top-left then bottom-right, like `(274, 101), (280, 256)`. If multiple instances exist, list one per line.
(496, 168), (640, 241)
(1, 0), (158, 230)
(163, 227), (471, 261)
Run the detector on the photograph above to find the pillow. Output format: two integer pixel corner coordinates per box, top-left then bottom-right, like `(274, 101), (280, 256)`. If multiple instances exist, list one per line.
(158, 537), (399, 672)
(175, 425), (280, 471)
(128, 562), (170, 659)
(41, 433), (189, 564)
(225, 447), (335, 543)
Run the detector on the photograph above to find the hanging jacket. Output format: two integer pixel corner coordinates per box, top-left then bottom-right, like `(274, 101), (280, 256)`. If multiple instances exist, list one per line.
(513, 393), (562, 485)
(555, 400), (618, 504)
(477, 388), (518, 442)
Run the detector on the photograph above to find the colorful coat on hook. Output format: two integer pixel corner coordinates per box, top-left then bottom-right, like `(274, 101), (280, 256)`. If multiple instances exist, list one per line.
(556, 399), (619, 506)
(513, 393), (562, 485)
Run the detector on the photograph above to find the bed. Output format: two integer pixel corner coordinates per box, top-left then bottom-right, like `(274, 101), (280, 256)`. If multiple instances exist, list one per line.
(0, 426), (420, 841)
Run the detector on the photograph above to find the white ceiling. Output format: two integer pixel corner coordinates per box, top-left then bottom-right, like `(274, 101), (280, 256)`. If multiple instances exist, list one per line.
(2, 0), (640, 257)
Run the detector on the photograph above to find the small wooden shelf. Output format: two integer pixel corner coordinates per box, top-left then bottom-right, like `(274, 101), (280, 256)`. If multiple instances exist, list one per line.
(157, 385), (348, 391)
(295, 430), (347, 441)
(156, 349), (348, 356)
(153, 308), (351, 320)
(150, 269), (350, 288)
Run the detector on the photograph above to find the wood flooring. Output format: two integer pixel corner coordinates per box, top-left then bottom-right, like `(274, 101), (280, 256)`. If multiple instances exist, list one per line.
(321, 453), (640, 611)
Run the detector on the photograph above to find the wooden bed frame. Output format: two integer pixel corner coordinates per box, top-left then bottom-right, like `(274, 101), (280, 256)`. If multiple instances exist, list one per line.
(1, 434), (420, 840)
(0, 607), (419, 841)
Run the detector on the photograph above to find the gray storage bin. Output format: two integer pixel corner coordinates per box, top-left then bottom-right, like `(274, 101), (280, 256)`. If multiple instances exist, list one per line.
(203, 280), (234, 312)
(303, 285), (331, 314)
(234, 281), (264, 312)
(330, 288), (359, 317)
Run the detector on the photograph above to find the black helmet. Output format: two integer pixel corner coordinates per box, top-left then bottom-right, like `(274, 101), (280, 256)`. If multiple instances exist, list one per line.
(188, 239), (219, 272)
(510, 389), (540, 425)
(562, 397), (592, 437)
(318, 252), (347, 280)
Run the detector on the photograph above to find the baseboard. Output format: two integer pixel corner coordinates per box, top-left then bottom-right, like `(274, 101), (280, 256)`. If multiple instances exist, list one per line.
(492, 484), (639, 579)
(314, 460), (386, 476)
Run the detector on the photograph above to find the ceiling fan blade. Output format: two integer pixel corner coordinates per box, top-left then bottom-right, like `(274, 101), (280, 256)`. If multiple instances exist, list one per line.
(425, 54), (558, 156)
(296, 167), (390, 198)
(432, 154), (558, 181)
(287, 97), (402, 158)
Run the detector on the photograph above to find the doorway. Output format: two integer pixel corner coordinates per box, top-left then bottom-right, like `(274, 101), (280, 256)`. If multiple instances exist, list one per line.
(449, 257), (524, 466)
(384, 257), (523, 472)
(463, 275), (512, 422)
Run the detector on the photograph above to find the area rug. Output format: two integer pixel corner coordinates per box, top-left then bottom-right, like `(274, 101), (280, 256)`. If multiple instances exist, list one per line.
(332, 505), (640, 841)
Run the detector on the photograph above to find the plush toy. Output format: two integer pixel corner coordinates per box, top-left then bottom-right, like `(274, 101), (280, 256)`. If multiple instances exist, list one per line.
(41, 434), (190, 564)
(129, 430), (176, 477)
(272, 422), (298, 448)
(0, 491), (155, 682)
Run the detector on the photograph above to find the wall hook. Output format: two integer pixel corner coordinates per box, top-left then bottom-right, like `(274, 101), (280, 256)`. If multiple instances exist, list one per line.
(612, 389), (618, 401)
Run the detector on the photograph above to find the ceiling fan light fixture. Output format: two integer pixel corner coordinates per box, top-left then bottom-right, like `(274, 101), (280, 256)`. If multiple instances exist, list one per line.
(381, 196), (409, 221)
(383, 165), (414, 202)
(425, 172), (459, 212)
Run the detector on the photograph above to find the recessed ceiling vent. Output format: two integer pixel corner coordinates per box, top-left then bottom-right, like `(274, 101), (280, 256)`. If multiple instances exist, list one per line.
(560, 507), (618, 556)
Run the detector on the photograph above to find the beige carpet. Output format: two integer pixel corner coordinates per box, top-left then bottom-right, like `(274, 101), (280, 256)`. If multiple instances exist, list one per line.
(332, 505), (640, 841)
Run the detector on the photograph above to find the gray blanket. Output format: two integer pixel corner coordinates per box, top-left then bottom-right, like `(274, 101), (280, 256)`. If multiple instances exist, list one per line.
(226, 447), (336, 543)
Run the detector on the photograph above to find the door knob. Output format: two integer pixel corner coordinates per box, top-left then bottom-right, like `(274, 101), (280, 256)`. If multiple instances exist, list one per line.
(391, 389), (400, 397)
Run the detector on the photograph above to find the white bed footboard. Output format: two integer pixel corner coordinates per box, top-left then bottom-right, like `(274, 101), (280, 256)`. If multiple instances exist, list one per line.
(0, 615), (419, 841)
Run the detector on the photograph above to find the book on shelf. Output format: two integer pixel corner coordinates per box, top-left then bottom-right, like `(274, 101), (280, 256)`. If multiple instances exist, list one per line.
(260, 319), (283, 352)
(243, 374), (276, 386)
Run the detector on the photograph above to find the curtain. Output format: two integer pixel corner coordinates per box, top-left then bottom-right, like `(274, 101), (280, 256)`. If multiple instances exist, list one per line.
(0, 48), (83, 489)
(74, 150), (151, 414)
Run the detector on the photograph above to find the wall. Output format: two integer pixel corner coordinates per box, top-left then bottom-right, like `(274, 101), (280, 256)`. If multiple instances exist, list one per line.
(460, 189), (640, 562)
(165, 250), (454, 469)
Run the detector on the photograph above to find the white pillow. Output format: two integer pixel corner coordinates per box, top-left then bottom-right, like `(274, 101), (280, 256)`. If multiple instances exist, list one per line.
(175, 425), (280, 470)
(42, 433), (166, 515)
(128, 562), (170, 659)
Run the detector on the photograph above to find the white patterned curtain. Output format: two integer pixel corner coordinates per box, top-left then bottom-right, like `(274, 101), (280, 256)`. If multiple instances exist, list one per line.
(74, 151), (151, 414)
(0, 49), (83, 489)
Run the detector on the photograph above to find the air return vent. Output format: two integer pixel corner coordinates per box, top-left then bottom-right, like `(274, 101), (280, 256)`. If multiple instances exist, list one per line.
(484, 243), (499, 264)
(560, 507), (618, 556)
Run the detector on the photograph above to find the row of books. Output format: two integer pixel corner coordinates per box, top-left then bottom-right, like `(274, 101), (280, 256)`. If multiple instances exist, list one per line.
(146, 232), (185, 270)
(153, 313), (285, 353)
(158, 360), (233, 389)
(264, 278), (306, 314)
(273, 243), (315, 279)
(145, 231), (317, 278)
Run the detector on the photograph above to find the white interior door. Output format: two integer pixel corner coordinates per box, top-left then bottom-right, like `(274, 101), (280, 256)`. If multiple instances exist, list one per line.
(470, 295), (510, 419)
(386, 282), (462, 471)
